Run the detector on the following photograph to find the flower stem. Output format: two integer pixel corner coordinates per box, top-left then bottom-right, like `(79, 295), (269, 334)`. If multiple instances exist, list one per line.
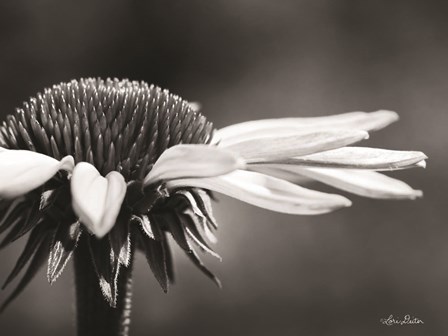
(74, 235), (134, 336)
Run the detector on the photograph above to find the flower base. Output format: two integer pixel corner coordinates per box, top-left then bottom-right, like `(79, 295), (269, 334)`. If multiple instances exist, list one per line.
(74, 235), (134, 336)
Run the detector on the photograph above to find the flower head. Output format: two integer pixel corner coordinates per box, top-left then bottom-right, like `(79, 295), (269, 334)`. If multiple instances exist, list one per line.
(0, 78), (426, 310)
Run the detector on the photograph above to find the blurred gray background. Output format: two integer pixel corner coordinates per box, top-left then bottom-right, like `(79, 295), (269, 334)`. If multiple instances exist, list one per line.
(0, 1), (447, 335)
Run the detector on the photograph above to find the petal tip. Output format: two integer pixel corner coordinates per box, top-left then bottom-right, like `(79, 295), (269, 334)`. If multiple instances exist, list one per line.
(342, 198), (353, 207)
(60, 155), (75, 172)
(106, 170), (126, 182)
(416, 160), (427, 169)
(411, 189), (423, 199)
(333, 196), (352, 209)
(93, 230), (109, 239)
(378, 110), (399, 122)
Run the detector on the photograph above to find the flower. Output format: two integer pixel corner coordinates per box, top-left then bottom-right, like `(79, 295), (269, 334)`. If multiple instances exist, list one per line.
(0, 78), (426, 312)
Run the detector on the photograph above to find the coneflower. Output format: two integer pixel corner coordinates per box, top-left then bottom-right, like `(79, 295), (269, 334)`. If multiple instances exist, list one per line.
(0, 78), (426, 336)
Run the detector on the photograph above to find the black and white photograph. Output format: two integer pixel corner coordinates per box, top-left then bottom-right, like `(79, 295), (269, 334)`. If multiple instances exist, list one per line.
(0, 1), (446, 335)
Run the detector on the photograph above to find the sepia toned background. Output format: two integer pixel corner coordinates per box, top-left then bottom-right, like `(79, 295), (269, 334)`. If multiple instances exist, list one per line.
(0, 1), (447, 335)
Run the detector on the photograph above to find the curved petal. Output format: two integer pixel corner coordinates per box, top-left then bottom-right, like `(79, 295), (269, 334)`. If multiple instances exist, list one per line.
(144, 144), (245, 185)
(260, 147), (427, 171)
(225, 130), (368, 163)
(71, 163), (126, 238)
(248, 165), (312, 185)
(215, 110), (398, 146)
(287, 167), (422, 199)
(101, 172), (127, 237)
(166, 170), (351, 215)
(0, 148), (74, 199)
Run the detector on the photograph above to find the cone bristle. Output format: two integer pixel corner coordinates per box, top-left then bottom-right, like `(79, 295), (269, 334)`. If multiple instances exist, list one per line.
(0, 78), (213, 179)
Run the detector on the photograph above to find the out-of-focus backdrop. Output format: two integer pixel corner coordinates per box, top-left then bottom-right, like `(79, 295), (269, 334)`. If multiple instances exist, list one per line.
(0, 1), (447, 335)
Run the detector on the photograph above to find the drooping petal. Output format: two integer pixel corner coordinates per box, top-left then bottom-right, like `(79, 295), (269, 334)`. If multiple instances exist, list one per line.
(166, 170), (351, 215)
(215, 110), (398, 146)
(248, 165), (312, 185)
(143, 144), (245, 185)
(71, 163), (127, 238)
(225, 130), (368, 163)
(0, 149), (74, 199)
(101, 173), (128, 238)
(71, 163), (106, 234)
(257, 147), (427, 171)
(290, 167), (423, 199)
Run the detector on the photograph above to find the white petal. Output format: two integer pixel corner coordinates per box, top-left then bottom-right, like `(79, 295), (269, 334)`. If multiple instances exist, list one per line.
(416, 160), (426, 168)
(216, 110), (397, 146)
(225, 130), (368, 163)
(249, 165), (312, 185)
(292, 168), (422, 199)
(100, 172), (127, 237)
(144, 144), (245, 185)
(71, 163), (107, 232)
(266, 147), (428, 170)
(0, 148), (74, 199)
(71, 163), (127, 238)
(166, 170), (351, 215)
